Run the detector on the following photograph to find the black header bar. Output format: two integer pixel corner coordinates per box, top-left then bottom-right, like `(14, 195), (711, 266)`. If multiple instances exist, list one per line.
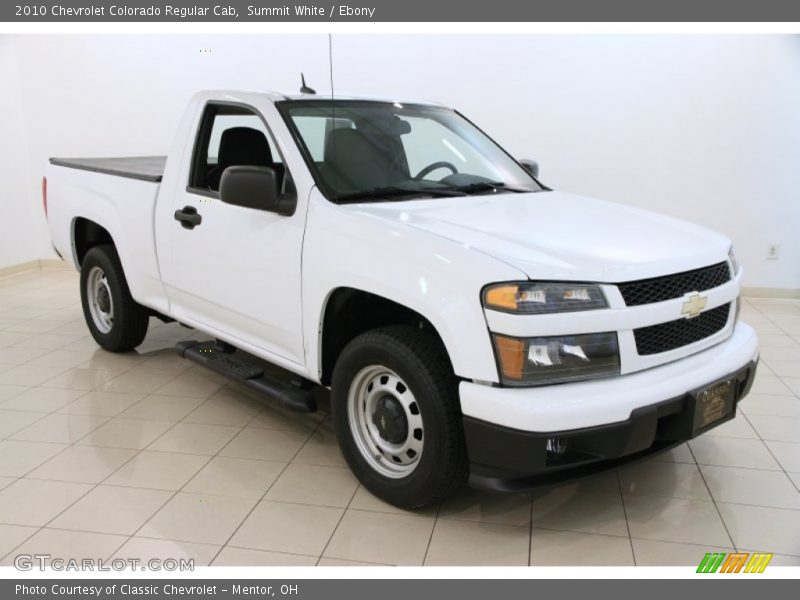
(4, 0), (800, 22)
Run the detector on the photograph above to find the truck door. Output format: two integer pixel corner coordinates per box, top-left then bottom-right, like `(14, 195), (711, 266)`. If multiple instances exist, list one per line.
(157, 102), (306, 367)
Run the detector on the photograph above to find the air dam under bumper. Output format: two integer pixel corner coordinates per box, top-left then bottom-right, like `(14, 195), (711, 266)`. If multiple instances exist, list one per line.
(462, 322), (759, 492)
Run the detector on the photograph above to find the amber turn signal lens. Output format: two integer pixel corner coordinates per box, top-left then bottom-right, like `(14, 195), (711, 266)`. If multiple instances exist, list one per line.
(484, 285), (519, 311)
(493, 334), (525, 380)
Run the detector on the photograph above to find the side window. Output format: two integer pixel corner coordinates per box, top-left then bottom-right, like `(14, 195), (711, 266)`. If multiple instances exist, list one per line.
(189, 104), (284, 193)
(206, 114), (281, 167)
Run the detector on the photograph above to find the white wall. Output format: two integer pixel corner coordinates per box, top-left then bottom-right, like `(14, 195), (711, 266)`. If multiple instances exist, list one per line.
(0, 37), (41, 268)
(1, 34), (798, 290)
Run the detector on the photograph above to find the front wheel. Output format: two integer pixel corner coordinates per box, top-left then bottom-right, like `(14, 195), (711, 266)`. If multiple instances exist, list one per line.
(80, 245), (149, 352)
(331, 326), (467, 509)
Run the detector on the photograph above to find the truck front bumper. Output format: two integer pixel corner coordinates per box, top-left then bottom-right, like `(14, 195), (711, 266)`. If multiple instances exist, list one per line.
(461, 321), (759, 492)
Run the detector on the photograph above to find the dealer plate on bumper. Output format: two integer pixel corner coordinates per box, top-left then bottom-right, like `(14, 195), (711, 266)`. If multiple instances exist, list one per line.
(691, 379), (736, 436)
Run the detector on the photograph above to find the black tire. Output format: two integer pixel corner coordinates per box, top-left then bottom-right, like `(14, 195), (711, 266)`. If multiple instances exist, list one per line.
(80, 245), (149, 352)
(331, 325), (467, 509)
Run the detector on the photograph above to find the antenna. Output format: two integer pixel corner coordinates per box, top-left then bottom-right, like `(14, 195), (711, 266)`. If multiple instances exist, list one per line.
(300, 73), (316, 95)
(329, 34), (336, 148)
(328, 35), (338, 164)
(328, 34), (334, 100)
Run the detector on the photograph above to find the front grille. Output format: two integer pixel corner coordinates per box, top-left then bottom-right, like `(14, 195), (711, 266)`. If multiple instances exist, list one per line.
(618, 262), (731, 306)
(634, 303), (731, 355)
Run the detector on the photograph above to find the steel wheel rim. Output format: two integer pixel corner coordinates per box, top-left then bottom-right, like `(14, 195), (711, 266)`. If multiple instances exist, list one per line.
(86, 266), (114, 334)
(347, 365), (424, 478)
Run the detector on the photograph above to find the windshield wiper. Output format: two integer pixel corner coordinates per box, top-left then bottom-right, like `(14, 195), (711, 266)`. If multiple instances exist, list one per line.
(449, 181), (528, 195)
(336, 186), (465, 204)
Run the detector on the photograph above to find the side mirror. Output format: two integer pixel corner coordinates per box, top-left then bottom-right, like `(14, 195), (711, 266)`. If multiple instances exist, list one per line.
(219, 165), (296, 216)
(519, 159), (539, 179)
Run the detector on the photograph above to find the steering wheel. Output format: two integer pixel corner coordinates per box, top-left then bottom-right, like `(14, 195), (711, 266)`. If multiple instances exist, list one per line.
(413, 161), (458, 181)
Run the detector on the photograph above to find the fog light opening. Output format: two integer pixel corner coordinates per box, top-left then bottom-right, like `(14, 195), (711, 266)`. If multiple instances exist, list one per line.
(546, 437), (568, 457)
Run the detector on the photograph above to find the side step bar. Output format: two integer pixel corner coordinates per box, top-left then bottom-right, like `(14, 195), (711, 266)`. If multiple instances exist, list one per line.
(175, 340), (317, 413)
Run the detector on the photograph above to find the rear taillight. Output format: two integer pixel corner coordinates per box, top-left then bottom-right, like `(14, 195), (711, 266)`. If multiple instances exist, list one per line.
(42, 176), (48, 219)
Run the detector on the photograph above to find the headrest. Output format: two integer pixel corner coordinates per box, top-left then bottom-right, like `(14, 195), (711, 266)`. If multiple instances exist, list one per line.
(323, 128), (405, 190)
(218, 127), (272, 168)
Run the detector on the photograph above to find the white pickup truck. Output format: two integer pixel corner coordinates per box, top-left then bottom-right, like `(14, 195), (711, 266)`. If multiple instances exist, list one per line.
(45, 89), (759, 508)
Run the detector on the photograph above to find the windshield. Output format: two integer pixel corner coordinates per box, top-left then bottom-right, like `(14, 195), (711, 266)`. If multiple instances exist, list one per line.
(278, 100), (542, 203)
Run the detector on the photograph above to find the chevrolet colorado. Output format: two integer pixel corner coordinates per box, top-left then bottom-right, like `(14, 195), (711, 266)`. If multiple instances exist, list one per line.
(44, 90), (759, 508)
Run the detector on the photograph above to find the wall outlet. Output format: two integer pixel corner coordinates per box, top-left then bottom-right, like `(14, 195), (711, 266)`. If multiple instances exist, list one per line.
(766, 244), (780, 260)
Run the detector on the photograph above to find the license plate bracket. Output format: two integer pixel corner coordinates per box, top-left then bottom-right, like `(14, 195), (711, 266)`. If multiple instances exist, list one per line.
(690, 379), (736, 436)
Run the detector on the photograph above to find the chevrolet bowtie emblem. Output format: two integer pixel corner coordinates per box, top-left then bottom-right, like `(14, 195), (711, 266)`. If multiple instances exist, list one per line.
(681, 293), (708, 319)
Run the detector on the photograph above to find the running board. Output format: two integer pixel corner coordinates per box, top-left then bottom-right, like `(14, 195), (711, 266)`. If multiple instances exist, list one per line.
(175, 340), (317, 413)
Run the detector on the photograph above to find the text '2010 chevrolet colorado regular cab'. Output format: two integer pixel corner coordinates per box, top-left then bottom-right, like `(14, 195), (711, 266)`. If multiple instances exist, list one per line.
(45, 90), (759, 508)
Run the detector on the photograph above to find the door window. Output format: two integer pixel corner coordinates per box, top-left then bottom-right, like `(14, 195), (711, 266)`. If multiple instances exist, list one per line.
(189, 104), (285, 193)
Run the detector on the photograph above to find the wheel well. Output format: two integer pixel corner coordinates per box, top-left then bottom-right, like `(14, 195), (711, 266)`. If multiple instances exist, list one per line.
(73, 218), (114, 266)
(320, 288), (450, 386)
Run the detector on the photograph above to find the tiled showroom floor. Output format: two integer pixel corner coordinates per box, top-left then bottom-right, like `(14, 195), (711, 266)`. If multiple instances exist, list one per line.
(0, 267), (799, 567)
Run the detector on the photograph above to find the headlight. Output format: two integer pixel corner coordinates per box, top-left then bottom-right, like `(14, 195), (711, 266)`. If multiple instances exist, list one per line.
(483, 282), (608, 314)
(728, 246), (741, 276)
(492, 332), (620, 386)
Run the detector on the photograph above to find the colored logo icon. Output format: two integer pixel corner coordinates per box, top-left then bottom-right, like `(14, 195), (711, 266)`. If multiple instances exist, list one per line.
(697, 552), (773, 573)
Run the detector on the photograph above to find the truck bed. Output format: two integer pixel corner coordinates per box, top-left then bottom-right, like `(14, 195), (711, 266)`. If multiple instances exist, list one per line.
(49, 156), (166, 182)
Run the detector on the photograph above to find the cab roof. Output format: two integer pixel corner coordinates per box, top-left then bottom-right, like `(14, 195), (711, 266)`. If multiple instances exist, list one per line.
(277, 93), (444, 106)
(196, 89), (445, 108)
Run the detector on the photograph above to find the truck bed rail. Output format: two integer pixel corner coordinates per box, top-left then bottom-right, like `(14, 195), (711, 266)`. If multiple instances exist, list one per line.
(49, 156), (166, 182)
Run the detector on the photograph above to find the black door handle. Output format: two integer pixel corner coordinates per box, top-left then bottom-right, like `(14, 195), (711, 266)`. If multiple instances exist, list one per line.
(174, 206), (202, 229)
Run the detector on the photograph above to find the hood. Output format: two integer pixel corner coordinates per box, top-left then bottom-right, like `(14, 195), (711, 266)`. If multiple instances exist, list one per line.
(348, 191), (731, 282)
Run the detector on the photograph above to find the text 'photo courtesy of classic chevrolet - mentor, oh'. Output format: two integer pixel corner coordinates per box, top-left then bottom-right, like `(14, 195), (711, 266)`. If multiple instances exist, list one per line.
(43, 89), (759, 509)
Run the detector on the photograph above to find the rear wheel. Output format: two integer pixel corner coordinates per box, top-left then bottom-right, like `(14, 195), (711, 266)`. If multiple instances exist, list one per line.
(331, 325), (467, 509)
(80, 245), (149, 352)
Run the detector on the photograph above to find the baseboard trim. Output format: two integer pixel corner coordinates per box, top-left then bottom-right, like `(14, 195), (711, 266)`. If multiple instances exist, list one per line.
(742, 287), (800, 300)
(0, 258), (70, 279)
(39, 258), (71, 270)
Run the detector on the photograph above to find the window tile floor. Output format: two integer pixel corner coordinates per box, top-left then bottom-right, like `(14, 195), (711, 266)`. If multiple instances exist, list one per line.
(0, 268), (798, 566)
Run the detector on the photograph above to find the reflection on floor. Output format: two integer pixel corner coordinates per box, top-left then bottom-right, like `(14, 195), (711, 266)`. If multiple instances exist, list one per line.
(0, 267), (799, 566)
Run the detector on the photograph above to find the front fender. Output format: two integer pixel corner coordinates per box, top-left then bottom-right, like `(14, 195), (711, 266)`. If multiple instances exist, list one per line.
(302, 191), (525, 383)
